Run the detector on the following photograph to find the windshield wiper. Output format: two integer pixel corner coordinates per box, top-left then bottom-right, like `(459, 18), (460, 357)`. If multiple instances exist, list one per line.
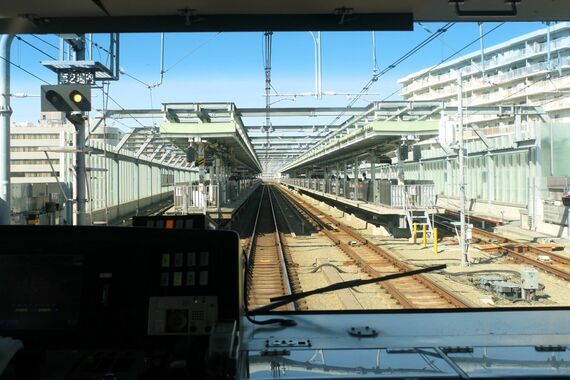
(248, 264), (447, 314)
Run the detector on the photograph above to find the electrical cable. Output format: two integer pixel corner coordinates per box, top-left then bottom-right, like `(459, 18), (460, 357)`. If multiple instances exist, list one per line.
(84, 35), (113, 55)
(30, 34), (59, 50)
(292, 22), (507, 166)
(362, 22), (505, 107)
(163, 32), (222, 74)
(15, 36), (57, 60)
(100, 86), (147, 129)
(0, 55), (51, 84)
(294, 22), (456, 157)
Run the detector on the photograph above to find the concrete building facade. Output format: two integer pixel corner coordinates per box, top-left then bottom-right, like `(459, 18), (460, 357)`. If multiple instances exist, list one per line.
(397, 22), (570, 237)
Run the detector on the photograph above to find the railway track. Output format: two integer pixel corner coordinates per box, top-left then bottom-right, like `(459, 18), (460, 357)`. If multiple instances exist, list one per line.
(436, 213), (570, 282)
(276, 185), (471, 309)
(246, 185), (296, 311)
(473, 228), (570, 282)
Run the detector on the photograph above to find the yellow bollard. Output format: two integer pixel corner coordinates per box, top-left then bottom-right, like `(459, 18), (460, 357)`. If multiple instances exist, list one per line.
(433, 227), (438, 255)
(422, 224), (427, 248)
(413, 223), (417, 244)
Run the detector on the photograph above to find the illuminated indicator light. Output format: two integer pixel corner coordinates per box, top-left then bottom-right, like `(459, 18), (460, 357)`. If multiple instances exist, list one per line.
(71, 92), (83, 103)
(194, 299), (198, 304)
(173, 272), (182, 286)
(165, 219), (174, 229)
(161, 254), (170, 267)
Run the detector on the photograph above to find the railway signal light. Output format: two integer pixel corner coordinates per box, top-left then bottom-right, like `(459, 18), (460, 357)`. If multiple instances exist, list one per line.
(41, 84), (91, 112)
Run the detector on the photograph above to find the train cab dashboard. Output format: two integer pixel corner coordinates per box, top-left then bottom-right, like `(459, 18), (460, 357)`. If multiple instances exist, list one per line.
(0, 224), (569, 379)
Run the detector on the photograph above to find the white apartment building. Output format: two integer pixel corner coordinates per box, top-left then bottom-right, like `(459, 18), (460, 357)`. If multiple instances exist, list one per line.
(396, 22), (570, 236)
(9, 114), (122, 221)
(10, 123), (75, 185)
(399, 22), (570, 124)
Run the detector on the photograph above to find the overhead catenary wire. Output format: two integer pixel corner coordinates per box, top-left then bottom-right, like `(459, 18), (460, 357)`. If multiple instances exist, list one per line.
(163, 32), (222, 74)
(300, 22), (506, 157)
(375, 23), (505, 106)
(285, 22), (456, 160)
(100, 85), (148, 129)
(0, 55), (51, 85)
(30, 34), (59, 50)
(15, 36), (57, 60)
(314, 22), (456, 144)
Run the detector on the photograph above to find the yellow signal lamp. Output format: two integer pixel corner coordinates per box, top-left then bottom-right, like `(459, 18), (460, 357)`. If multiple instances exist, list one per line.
(70, 91), (84, 104)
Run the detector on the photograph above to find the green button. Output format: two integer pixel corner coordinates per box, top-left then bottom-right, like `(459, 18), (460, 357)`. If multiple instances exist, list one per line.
(173, 272), (182, 286)
(161, 254), (170, 267)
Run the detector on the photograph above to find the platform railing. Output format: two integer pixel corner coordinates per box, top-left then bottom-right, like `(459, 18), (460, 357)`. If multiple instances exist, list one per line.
(174, 184), (219, 213)
(281, 178), (435, 209)
(173, 179), (261, 214)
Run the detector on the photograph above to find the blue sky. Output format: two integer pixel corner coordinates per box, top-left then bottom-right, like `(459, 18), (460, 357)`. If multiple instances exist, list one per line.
(8, 22), (548, 126)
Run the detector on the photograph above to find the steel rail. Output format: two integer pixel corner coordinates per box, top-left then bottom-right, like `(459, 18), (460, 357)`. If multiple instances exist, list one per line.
(246, 185), (295, 311)
(436, 213), (570, 282)
(276, 185), (470, 309)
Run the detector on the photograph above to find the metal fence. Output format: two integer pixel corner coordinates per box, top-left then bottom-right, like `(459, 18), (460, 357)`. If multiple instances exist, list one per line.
(281, 178), (435, 208)
(174, 184), (219, 212)
(173, 178), (260, 214)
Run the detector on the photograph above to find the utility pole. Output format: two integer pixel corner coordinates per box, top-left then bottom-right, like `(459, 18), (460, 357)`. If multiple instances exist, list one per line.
(263, 31), (273, 175)
(0, 35), (14, 225)
(457, 70), (469, 266)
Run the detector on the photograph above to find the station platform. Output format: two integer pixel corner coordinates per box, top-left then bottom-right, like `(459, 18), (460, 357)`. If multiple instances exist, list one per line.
(494, 221), (565, 243)
(164, 181), (261, 225)
(282, 181), (408, 216)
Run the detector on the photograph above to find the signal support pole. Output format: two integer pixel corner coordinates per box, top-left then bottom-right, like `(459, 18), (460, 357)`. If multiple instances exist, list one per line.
(68, 112), (87, 226)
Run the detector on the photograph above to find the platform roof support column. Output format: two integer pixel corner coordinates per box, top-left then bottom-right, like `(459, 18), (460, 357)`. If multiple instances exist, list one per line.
(335, 163), (340, 196)
(343, 161), (348, 198)
(353, 158), (359, 200)
(136, 161), (140, 216)
(369, 153), (376, 204)
(0, 35), (14, 225)
(215, 157), (222, 218)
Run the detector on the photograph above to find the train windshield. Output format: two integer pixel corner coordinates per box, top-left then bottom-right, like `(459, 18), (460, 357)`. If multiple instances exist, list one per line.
(7, 21), (570, 312)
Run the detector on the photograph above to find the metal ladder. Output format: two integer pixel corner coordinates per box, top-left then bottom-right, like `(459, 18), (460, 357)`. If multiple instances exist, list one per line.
(403, 187), (434, 238)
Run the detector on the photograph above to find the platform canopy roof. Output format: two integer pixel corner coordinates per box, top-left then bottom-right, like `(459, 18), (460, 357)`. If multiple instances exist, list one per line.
(1, 1), (568, 34)
(99, 101), (547, 174)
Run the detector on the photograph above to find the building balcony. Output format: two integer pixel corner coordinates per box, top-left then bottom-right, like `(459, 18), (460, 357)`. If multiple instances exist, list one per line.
(400, 36), (570, 96)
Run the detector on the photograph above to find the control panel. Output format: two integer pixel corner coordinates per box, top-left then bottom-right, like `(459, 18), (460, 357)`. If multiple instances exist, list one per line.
(0, 225), (242, 345)
(133, 214), (217, 229)
(148, 296), (218, 335)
